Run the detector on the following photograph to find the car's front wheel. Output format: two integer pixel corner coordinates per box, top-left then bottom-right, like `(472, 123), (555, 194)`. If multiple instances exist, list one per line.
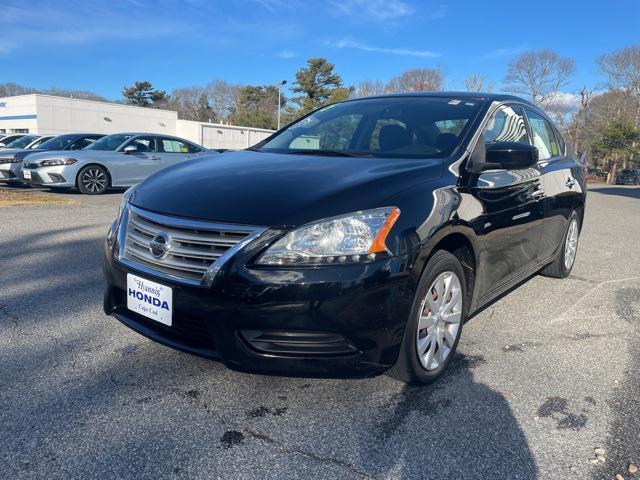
(540, 212), (580, 278)
(77, 165), (109, 195)
(388, 250), (466, 385)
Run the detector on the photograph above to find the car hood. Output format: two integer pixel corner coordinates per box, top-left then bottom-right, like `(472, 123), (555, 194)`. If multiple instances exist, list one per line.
(0, 148), (29, 160)
(131, 150), (443, 227)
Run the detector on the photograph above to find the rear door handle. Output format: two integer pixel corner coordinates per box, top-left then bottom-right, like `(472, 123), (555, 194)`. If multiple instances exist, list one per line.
(150, 155), (161, 161)
(566, 178), (576, 189)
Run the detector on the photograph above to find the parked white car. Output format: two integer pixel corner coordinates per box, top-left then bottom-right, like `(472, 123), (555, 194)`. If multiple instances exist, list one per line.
(22, 133), (214, 194)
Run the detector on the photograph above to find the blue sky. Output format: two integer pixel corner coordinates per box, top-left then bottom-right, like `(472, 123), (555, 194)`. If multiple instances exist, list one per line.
(1, 0), (639, 101)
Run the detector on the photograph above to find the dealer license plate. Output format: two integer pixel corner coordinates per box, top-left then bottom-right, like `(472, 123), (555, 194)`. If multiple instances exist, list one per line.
(126, 274), (172, 326)
(23, 169), (32, 180)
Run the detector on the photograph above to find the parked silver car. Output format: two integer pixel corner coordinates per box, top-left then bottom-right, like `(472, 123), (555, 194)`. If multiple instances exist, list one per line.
(22, 133), (213, 194)
(0, 133), (102, 184)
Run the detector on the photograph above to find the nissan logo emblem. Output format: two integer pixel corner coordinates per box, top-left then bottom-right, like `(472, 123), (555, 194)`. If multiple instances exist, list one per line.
(149, 232), (170, 259)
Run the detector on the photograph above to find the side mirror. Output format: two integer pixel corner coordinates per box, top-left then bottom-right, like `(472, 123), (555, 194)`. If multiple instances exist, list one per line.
(485, 142), (538, 170)
(123, 145), (138, 154)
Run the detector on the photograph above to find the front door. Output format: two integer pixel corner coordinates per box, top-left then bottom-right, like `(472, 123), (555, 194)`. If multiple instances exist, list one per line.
(469, 104), (545, 299)
(114, 136), (161, 185)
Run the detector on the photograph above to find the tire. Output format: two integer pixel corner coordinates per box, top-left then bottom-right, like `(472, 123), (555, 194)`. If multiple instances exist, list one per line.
(77, 165), (109, 195)
(540, 212), (580, 279)
(388, 250), (467, 385)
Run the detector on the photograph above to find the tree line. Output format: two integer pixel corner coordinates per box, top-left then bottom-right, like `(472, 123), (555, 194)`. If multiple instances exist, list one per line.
(1, 45), (638, 182)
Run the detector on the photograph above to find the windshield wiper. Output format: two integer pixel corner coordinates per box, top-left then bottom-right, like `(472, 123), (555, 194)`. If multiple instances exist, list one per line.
(287, 149), (372, 157)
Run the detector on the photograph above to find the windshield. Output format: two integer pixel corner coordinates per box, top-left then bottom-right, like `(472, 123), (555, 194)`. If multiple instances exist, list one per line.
(27, 136), (52, 149)
(37, 135), (78, 150)
(5, 135), (40, 149)
(256, 96), (483, 158)
(85, 133), (134, 151)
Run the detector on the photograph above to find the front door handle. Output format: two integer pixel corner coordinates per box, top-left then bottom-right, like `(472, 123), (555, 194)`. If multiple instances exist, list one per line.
(150, 155), (161, 161)
(532, 189), (545, 199)
(566, 178), (576, 189)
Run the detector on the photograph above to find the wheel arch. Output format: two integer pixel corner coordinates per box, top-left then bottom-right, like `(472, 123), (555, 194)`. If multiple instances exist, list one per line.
(411, 225), (479, 314)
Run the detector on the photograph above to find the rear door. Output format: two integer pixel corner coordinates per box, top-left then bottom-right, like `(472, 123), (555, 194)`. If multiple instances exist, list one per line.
(112, 136), (161, 185)
(157, 137), (201, 168)
(469, 104), (545, 298)
(524, 108), (583, 261)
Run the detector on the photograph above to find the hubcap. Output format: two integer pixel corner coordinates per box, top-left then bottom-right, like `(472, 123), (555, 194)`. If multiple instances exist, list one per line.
(564, 219), (579, 270)
(82, 168), (106, 192)
(416, 271), (463, 371)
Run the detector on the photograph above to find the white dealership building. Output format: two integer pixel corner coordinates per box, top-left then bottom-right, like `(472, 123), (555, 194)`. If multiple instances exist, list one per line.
(0, 94), (274, 150)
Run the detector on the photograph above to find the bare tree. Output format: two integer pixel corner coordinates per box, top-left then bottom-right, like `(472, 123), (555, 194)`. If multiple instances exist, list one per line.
(463, 74), (493, 92)
(598, 46), (640, 95)
(0, 82), (37, 97)
(386, 67), (444, 93)
(598, 46), (640, 125)
(353, 80), (386, 98)
(503, 49), (575, 105)
(205, 80), (241, 123)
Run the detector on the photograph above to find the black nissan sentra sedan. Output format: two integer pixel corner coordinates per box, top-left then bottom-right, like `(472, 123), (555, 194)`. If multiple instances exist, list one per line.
(103, 93), (586, 384)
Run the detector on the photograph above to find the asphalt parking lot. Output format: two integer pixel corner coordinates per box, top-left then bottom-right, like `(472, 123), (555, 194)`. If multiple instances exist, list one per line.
(0, 184), (639, 480)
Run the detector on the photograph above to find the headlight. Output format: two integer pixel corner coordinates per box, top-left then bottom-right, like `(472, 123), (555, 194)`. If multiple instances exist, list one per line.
(257, 207), (400, 266)
(40, 158), (77, 167)
(108, 186), (135, 246)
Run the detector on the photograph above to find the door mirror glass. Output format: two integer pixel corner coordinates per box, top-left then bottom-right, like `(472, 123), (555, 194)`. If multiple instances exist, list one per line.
(123, 145), (138, 154)
(485, 142), (538, 170)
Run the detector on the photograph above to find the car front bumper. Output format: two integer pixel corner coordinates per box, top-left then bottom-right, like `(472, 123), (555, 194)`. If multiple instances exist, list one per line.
(0, 162), (24, 182)
(21, 165), (75, 187)
(103, 238), (414, 378)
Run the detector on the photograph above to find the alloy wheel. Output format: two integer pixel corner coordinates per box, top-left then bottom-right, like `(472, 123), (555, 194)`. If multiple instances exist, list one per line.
(82, 168), (107, 193)
(416, 271), (463, 371)
(564, 219), (579, 270)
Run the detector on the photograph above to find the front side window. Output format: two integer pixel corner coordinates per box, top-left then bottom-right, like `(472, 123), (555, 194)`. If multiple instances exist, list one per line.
(525, 109), (560, 160)
(257, 96), (483, 158)
(127, 136), (156, 152)
(483, 105), (529, 145)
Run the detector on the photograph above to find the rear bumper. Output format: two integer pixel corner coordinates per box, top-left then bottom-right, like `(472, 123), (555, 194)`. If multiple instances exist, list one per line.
(103, 240), (414, 378)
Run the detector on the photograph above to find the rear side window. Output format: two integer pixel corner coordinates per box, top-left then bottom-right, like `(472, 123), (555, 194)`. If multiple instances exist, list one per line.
(484, 105), (529, 144)
(525, 109), (560, 160)
(160, 138), (190, 153)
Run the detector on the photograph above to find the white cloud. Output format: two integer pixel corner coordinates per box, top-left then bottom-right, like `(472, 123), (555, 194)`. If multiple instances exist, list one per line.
(0, 3), (190, 55)
(479, 46), (527, 60)
(543, 92), (581, 111)
(277, 50), (297, 59)
(330, 0), (415, 21)
(329, 38), (441, 58)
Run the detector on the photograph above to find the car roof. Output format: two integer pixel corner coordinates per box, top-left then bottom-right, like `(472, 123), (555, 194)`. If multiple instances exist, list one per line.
(346, 91), (536, 107)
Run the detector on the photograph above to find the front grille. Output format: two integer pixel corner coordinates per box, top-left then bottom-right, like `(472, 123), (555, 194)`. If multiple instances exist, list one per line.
(122, 205), (265, 285)
(24, 163), (39, 169)
(0, 169), (15, 178)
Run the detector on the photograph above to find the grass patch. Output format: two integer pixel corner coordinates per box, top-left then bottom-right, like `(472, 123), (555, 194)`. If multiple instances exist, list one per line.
(0, 189), (79, 207)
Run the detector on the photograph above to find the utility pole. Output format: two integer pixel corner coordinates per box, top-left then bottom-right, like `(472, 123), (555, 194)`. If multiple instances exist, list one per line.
(276, 80), (287, 130)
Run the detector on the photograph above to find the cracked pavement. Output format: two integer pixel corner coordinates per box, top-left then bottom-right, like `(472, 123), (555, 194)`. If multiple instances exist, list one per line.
(0, 184), (638, 479)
